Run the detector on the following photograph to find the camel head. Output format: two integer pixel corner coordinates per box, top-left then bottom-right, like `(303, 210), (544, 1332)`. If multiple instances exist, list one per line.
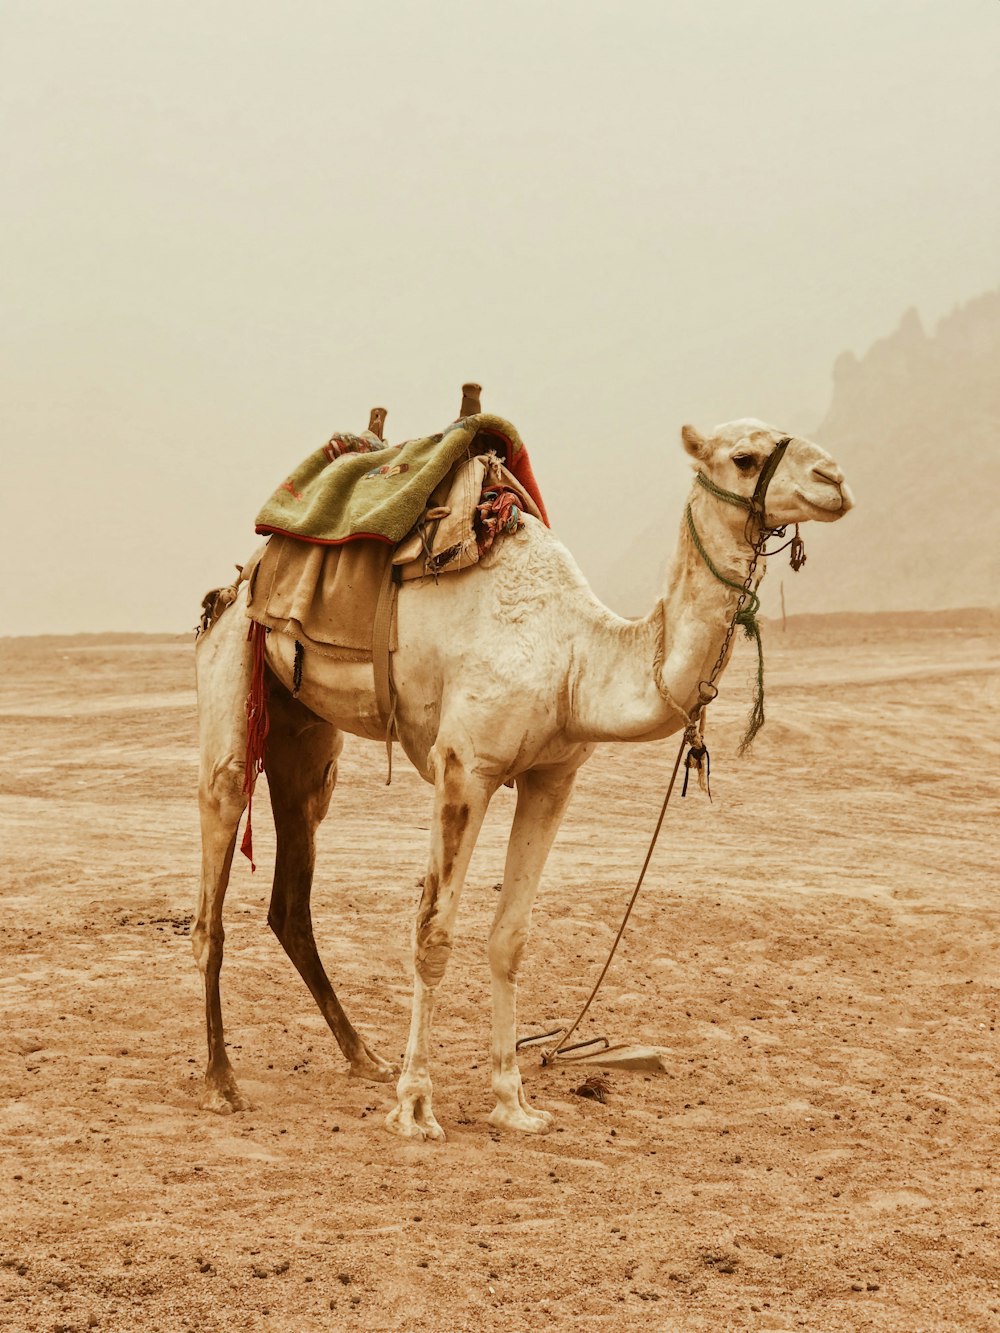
(681, 418), (853, 530)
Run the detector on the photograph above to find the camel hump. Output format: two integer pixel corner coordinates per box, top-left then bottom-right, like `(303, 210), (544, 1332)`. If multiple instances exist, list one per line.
(460, 382), (482, 417)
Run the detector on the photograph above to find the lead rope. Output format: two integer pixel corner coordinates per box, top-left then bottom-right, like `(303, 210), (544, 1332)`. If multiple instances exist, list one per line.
(545, 733), (688, 1062)
(545, 440), (798, 1061)
(548, 531), (769, 1060)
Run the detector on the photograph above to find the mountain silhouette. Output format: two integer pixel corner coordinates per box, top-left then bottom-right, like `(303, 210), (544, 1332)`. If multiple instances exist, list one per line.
(604, 289), (1000, 616)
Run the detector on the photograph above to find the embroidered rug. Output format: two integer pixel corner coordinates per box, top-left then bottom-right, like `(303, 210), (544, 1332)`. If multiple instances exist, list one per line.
(254, 413), (548, 544)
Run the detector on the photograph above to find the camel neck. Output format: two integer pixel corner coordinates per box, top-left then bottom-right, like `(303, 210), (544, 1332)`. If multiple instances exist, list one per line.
(656, 488), (765, 715)
(566, 486), (764, 744)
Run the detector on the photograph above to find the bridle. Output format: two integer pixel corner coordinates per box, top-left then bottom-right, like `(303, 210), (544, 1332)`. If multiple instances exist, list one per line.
(679, 435), (805, 760)
(693, 434), (795, 547)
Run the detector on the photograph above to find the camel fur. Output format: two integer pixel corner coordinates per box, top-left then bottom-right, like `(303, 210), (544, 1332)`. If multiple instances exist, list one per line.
(193, 418), (853, 1139)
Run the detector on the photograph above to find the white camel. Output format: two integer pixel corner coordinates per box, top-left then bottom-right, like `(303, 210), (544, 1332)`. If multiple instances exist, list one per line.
(193, 418), (853, 1140)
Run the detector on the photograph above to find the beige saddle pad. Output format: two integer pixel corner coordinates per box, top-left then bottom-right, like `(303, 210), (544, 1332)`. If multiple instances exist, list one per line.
(244, 453), (541, 662)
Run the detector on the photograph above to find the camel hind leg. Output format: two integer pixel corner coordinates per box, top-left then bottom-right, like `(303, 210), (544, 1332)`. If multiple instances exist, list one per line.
(192, 594), (253, 1113)
(264, 677), (395, 1082)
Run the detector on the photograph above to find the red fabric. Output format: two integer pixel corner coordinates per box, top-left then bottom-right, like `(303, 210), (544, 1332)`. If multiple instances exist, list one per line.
(252, 526), (394, 547)
(505, 445), (549, 527)
(476, 487), (523, 554)
(240, 620), (270, 870)
(475, 429), (549, 527)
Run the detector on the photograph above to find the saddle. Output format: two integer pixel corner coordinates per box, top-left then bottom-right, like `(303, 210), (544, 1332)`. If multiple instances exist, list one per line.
(244, 438), (544, 663)
(232, 394), (545, 850)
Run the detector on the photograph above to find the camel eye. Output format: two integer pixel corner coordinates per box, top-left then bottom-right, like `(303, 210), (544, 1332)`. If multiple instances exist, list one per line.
(733, 455), (758, 474)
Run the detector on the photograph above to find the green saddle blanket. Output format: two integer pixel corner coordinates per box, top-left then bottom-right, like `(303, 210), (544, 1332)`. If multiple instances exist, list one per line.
(255, 413), (547, 546)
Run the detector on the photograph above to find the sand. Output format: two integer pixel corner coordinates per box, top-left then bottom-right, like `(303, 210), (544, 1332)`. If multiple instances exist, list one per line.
(0, 611), (997, 1332)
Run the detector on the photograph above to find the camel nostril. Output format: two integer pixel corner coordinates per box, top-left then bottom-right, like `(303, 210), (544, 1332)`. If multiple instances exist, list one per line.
(813, 463), (843, 487)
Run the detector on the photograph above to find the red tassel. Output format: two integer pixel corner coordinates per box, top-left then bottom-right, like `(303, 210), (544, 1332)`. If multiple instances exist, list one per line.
(241, 621), (270, 869)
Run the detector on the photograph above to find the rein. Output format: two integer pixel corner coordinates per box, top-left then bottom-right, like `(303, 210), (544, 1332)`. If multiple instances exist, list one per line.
(542, 437), (800, 1063)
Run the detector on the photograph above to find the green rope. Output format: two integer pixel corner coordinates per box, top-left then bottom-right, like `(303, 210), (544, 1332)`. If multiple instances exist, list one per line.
(694, 471), (753, 511)
(685, 503), (766, 754)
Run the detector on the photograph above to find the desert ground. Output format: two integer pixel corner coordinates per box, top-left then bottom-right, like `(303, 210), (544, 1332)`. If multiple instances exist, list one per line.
(0, 609), (997, 1332)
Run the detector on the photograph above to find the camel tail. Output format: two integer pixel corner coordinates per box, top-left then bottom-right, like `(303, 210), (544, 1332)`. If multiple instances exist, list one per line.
(196, 564), (245, 639)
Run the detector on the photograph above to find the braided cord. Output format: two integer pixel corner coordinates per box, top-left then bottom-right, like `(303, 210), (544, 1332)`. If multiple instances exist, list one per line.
(685, 503), (766, 753)
(695, 471), (752, 510)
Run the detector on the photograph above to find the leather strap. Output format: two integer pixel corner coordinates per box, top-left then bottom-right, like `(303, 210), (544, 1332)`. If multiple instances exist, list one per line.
(372, 558), (398, 783)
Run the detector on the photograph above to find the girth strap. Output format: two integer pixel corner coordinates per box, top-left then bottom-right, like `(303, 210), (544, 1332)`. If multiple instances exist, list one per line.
(372, 559), (399, 784)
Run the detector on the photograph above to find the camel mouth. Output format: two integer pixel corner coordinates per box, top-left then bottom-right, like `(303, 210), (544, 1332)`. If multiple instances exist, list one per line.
(792, 485), (850, 520)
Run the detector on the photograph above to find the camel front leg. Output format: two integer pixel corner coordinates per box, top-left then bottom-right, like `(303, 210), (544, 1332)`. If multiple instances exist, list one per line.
(488, 764), (579, 1133)
(385, 743), (492, 1142)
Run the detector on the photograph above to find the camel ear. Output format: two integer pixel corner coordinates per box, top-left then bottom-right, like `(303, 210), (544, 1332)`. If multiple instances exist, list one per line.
(681, 424), (710, 461)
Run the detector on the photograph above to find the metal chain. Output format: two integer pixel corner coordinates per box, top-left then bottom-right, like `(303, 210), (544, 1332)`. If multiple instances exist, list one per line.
(684, 520), (768, 745)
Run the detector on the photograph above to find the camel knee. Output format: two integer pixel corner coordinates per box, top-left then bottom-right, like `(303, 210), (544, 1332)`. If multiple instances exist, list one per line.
(489, 923), (528, 984)
(267, 903), (314, 954)
(191, 922), (223, 978)
(200, 753), (249, 821)
(415, 926), (453, 988)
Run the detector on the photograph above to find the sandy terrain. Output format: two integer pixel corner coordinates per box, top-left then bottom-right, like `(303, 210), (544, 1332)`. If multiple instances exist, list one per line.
(0, 610), (998, 1332)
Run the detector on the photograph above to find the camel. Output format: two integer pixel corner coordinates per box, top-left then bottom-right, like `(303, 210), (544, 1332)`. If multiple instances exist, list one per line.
(193, 413), (853, 1140)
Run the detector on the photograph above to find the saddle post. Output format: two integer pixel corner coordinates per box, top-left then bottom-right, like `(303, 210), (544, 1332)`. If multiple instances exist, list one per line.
(367, 406), (387, 440)
(460, 382), (482, 417)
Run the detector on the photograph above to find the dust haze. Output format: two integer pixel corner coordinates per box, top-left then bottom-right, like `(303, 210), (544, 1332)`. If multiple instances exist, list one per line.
(3, 0), (999, 634)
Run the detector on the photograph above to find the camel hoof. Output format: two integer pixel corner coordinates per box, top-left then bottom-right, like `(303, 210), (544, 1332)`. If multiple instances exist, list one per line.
(487, 1103), (554, 1135)
(384, 1104), (446, 1142)
(201, 1083), (251, 1115)
(349, 1047), (398, 1084)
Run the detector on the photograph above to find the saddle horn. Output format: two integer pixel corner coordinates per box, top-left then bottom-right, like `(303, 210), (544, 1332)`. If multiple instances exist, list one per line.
(459, 382), (482, 418)
(367, 406), (387, 440)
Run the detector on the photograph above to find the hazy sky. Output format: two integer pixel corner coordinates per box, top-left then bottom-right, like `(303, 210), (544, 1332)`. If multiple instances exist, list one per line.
(5, 0), (998, 634)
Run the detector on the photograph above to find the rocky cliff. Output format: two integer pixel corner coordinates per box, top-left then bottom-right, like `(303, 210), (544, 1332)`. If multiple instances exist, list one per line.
(806, 290), (1000, 612)
(602, 289), (1000, 616)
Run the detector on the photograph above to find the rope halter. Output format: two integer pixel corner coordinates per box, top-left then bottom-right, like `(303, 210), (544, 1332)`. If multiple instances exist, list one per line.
(684, 436), (795, 754)
(694, 435), (791, 536)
